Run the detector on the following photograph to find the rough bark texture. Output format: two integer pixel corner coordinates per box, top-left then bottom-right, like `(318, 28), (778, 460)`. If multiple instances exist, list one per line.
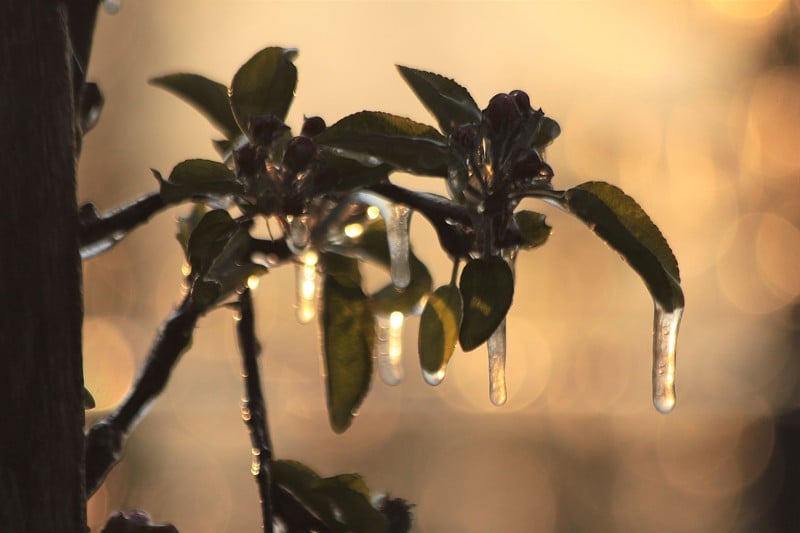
(0, 1), (86, 531)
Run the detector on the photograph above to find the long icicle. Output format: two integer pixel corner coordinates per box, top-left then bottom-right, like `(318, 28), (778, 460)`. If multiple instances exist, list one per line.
(294, 250), (318, 324)
(652, 302), (682, 413)
(375, 312), (404, 385)
(487, 247), (518, 406)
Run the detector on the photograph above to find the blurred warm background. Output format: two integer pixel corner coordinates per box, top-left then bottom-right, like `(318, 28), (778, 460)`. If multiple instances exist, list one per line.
(80, 1), (800, 531)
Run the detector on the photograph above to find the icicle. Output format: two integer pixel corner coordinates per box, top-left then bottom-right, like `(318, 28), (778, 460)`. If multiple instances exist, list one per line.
(485, 248), (518, 406)
(103, 0), (122, 14)
(385, 204), (412, 289)
(652, 302), (683, 414)
(423, 368), (446, 386)
(375, 312), (404, 385)
(351, 191), (411, 288)
(79, 231), (125, 260)
(295, 251), (318, 324)
(287, 214), (311, 255)
(487, 320), (508, 406)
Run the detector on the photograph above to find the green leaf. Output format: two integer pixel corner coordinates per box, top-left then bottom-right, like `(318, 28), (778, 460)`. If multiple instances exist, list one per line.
(229, 46), (298, 132)
(459, 256), (514, 351)
(156, 159), (242, 205)
(419, 284), (463, 379)
(83, 387), (95, 409)
(176, 204), (209, 259)
(317, 111), (448, 176)
(320, 274), (374, 433)
(396, 65), (482, 134)
(533, 116), (561, 151)
(565, 182), (683, 311)
(323, 153), (392, 192)
(313, 479), (388, 533)
(149, 73), (240, 139)
(514, 210), (551, 249)
(187, 209), (237, 279)
(272, 461), (387, 532)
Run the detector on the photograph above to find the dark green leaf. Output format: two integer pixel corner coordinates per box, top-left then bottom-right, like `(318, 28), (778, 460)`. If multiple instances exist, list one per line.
(317, 474), (370, 499)
(396, 65), (482, 134)
(176, 204), (209, 259)
(317, 111), (448, 176)
(187, 209), (237, 279)
(313, 479), (388, 533)
(83, 387), (95, 409)
(150, 73), (240, 139)
(459, 256), (514, 351)
(323, 153), (392, 192)
(419, 284), (463, 379)
(565, 181), (683, 310)
(230, 46), (298, 132)
(321, 274), (374, 433)
(156, 159), (242, 205)
(514, 210), (551, 249)
(533, 116), (561, 151)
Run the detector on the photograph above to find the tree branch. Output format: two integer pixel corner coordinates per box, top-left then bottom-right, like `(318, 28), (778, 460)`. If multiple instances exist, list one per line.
(79, 192), (167, 257)
(85, 294), (202, 496)
(236, 289), (274, 532)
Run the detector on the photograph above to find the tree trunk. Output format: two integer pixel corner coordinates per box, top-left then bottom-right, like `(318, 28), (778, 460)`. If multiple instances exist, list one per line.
(0, 1), (87, 531)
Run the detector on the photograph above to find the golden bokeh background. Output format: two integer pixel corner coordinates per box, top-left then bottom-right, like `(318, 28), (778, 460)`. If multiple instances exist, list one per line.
(81, 1), (800, 531)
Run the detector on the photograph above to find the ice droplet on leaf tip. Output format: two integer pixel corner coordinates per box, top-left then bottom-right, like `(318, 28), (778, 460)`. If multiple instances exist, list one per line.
(423, 368), (446, 386)
(103, 0), (122, 15)
(652, 303), (682, 414)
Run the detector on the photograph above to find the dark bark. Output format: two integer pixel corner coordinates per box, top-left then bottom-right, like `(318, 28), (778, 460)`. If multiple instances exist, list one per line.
(0, 1), (88, 531)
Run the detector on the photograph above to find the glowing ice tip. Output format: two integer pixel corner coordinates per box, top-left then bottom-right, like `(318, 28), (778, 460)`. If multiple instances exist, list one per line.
(344, 223), (364, 238)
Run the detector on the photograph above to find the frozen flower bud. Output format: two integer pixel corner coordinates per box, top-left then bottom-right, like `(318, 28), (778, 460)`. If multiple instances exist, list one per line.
(483, 93), (522, 134)
(511, 151), (553, 184)
(509, 90), (531, 113)
(234, 144), (260, 177)
(247, 113), (289, 147)
(301, 116), (326, 137)
(282, 136), (316, 173)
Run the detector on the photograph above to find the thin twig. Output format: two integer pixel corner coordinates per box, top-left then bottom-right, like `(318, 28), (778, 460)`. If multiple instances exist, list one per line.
(85, 294), (202, 496)
(235, 289), (274, 532)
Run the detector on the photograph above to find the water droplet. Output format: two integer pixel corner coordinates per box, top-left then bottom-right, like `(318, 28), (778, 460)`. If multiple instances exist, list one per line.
(295, 252), (318, 324)
(375, 313), (404, 385)
(344, 223), (364, 238)
(652, 303), (683, 413)
(488, 319), (508, 406)
(241, 406), (251, 421)
(366, 206), (381, 220)
(250, 457), (261, 476)
(423, 368), (446, 386)
(180, 262), (192, 277)
(102, 0), (122, 14)
(246, 274), (260, 291)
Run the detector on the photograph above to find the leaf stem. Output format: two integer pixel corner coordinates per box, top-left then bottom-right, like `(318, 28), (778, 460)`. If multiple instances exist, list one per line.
(236, 289), (274, 532)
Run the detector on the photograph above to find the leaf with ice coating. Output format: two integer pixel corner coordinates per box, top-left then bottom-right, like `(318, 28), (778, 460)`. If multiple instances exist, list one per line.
(320, 269), (374, 433)
(458, 257), (514, 351)
(396, 65), (482, 134)
(149, 73), (240, 139)
(317, 111), (448, 176)
(229, 46), (298, 131)
(564, 181), (683, 311)
(419, 284), (463, 384)
(154, 159), (242, 205)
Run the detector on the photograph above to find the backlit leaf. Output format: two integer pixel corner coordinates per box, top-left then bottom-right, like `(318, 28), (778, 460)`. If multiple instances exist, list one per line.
(155, 159), (242, 205)
(459, 256), (514, 351)
(230, 46), (298, 132)
(150, 73), (239, 139)
(419, 284), (463, 378)
(396, 65), (482, 134)
(564, 181), (683, 311)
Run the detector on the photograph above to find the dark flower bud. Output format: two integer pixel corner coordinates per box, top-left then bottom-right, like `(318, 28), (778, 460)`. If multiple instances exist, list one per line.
(301, 116), (326, 137)
(247, 113), (289, 147)
(310, 164), (341, 193)
(282, 136), (316, 173)
(377, 495), (413, 533)
(510, 151), (549, 183)
(509, 90), (531, 113)
(483, 93), (522, 134)
(234, 144), (261, 177)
